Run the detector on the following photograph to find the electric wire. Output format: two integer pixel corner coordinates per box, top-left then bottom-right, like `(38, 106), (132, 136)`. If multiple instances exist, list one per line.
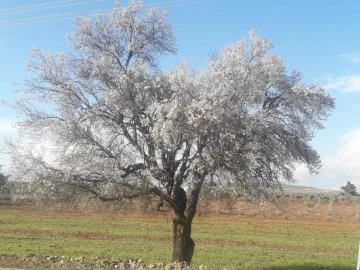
(0, 7), (111, 24)
(0, 9), (111, 26)
(0, 0), (219, 27)
(0, 0), (78, 12)
(0, 0), (105, 15)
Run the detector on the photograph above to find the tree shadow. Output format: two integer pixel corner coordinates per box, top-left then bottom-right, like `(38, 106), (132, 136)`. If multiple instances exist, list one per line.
(265, 263), (353, 270)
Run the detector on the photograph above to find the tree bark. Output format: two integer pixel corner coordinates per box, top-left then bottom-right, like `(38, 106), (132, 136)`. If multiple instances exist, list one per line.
(171, 176), (205, 264)
(172, 214), (195, 264)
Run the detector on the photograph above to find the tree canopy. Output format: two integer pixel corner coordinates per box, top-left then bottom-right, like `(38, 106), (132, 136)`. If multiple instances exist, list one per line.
(7, 0), (335, 263)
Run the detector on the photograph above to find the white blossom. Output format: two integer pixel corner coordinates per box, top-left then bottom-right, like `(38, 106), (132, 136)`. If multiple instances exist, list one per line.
(7, 0), (334, 224)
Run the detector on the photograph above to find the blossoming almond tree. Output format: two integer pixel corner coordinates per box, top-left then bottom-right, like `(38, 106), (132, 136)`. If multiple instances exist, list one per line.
(7, 0), (335, 264)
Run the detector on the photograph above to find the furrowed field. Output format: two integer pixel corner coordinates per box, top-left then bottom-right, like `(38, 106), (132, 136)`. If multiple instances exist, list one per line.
(0, 199), (359, 270)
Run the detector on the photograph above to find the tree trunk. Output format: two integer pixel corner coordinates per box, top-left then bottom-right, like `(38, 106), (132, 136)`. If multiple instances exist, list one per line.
(171, 176), (205, 264)
(172, 214), (195, 264)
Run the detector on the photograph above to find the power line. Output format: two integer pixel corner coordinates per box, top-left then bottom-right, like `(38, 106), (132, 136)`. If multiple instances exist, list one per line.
(0, 0), (169, 26)
(0, 0), (77, 12)
(0, 8), (110, 26)
(0, 0), (106, 15)
(1, 0), (177, 13)
(0, 0), (219, 27)
(1, 14), (94, 26)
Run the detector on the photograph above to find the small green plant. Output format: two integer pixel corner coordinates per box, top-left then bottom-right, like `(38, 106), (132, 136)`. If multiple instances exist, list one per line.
(305, 199), (314, 208)
(353, 196), (360, 204)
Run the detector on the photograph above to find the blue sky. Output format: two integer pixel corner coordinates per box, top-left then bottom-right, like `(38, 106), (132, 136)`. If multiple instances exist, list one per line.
(1, 0), (360, 189)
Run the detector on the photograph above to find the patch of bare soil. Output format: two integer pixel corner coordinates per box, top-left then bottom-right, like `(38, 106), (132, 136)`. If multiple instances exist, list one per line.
(198, 199), (360, 222)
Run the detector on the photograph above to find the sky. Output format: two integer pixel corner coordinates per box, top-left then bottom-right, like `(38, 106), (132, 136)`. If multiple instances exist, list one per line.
(0, 0), (360, 190)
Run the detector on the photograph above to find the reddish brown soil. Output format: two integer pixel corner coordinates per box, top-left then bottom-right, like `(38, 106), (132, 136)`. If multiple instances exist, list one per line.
(197, 199), (360, 223)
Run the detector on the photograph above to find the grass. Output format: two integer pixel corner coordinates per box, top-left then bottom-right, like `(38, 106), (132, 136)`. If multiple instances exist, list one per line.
(0, 206), (359, 269)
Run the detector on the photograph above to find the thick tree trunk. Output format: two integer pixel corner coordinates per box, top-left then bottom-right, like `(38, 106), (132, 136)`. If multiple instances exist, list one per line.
(171, 175), (205, 264)
(172, 214), (195, 264)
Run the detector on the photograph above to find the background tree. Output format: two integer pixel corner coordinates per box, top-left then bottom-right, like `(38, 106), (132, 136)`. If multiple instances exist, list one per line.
(341, 181), (358, 196)
(0, 167), (6, 186)
(0, 166), (10, 201)
(7, 0), (335, 264)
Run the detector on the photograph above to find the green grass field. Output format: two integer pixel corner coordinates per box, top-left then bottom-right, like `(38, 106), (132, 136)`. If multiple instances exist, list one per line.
(0, 206), (359, 269)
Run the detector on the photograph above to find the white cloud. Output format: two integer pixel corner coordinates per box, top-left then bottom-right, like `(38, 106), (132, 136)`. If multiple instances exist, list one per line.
(337, 128), (360, 168)
(0, 123), (16, 134)
(294, 127), (360, 189)
(0, 120), (17, 135)
(342, 52), (360, 63)
(323, 75), (360, 92)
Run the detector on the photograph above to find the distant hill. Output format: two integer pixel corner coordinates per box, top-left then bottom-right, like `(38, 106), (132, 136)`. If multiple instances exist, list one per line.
(283, 184), (341, 195)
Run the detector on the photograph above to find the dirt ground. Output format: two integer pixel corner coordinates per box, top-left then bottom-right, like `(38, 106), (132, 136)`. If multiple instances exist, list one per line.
(197, 198), (360, 223)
